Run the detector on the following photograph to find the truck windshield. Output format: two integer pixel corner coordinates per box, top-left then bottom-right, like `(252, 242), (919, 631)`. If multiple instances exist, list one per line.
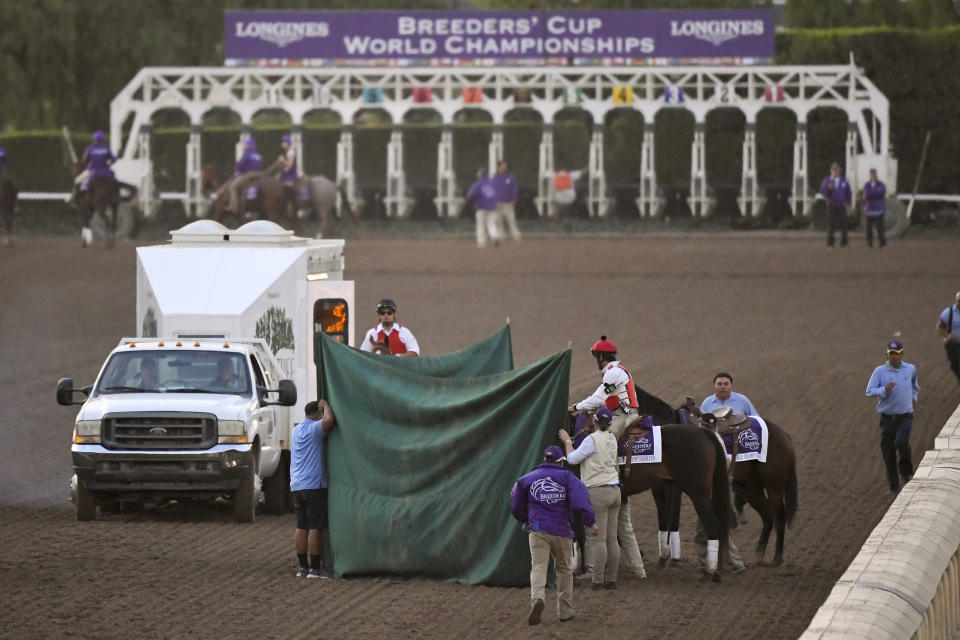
(95, 351), (252, 396)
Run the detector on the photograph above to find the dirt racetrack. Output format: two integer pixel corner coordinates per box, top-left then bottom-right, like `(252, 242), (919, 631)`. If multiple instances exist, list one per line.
(2, 229), (959, 640)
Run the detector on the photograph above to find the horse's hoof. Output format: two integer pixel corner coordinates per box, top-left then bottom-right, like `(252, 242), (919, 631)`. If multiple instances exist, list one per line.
(772, 556), (783, 567)
(712, 571), (722, 583)
(657, 558), (668, 568)
(668, 558), (682, 567)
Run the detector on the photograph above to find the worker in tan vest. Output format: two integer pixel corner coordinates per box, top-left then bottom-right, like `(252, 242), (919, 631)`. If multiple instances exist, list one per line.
(559, 407), (620, 590)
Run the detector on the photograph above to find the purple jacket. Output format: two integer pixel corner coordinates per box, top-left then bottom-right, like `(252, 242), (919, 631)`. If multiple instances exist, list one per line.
(492, 171), (518, 203)
(819, 175), (852, 207)
(235, 149), (262, 175)
(82, 143), (116, 179)
(466, 176), (499, 211)
(0, 146), (6, 173)
(510, 462), (595, 538)
(863, 180), (887, 214)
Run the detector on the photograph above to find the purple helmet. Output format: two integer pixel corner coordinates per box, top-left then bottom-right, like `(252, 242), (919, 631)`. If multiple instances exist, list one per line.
(93, 130), (105, 143)
(244, 137), (256, 149)
(281, 134), (292, 145)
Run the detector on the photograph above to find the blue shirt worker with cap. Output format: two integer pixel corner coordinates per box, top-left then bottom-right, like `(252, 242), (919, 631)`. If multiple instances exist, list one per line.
(510, 445), (596, 626)
(936, 291), (960, 384)
(819, 161), (852, 249)
(866, 340), (919, 495)
(290, 399), (336, 578)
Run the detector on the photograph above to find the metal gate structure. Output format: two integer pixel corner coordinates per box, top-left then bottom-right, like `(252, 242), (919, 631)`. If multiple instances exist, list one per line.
(110, 58), (896, 219)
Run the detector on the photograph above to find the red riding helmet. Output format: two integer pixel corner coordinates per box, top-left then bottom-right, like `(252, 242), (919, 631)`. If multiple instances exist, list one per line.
(590, 335), (617, 357)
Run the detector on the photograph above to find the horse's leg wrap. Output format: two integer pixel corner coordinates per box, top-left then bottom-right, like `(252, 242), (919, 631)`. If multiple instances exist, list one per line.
(706, 539), (719, 574)
(658, 531), (669, 559)
(669, 531), (681, 560)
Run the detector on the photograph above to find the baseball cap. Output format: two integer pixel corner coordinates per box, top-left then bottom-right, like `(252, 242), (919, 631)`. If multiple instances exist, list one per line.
(595, 407), (613, 424)
(543, 445), (565, 462)
(887, 340), (903, 353)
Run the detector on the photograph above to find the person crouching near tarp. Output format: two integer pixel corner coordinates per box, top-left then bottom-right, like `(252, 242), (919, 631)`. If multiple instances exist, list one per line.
(510, 445), (596, 626)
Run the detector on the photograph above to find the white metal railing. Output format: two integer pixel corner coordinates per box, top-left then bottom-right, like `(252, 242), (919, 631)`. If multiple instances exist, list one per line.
(800, 403), (960, 640)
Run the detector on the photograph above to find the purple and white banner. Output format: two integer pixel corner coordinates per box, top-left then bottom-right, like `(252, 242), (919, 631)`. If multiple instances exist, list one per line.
(225, 10), (774, 67)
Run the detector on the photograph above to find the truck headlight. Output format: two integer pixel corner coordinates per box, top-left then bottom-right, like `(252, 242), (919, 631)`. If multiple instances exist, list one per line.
(74, 420), (101, 444)
(218, 420), (247, 444)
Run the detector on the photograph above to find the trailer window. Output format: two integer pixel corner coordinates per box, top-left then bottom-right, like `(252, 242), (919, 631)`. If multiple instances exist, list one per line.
(249, 355), (267, 388)
(315, 299), (348, 345)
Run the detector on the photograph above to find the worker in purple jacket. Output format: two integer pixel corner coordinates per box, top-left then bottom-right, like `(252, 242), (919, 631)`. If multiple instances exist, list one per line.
(862, 168), (887, 248)
(493, 160), (521, 242)
(819, 161), (852, 249)
(0, 139), (7, 177)
(80, 130), (116, 191)
(466, 168), (501, 248)
(278, 134), (299, 185)
(510, 445), (597, 626)
(227, 138), (263, 214)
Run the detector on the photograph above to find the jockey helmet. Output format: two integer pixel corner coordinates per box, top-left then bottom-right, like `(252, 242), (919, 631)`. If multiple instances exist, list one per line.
(590, 335), (617, 357)
(377, 298), (397, 313)
(595, 407), (613, 424)
(244, 137), (256, 149)
(93, 130), (105, 143)
(281, 134), (292, 145)
(543, 445), (565, 462)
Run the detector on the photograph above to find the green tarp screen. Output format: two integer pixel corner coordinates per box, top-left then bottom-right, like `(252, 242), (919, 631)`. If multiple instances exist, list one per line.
(352, 324), (514, 378)
(319, 332), (571, 586)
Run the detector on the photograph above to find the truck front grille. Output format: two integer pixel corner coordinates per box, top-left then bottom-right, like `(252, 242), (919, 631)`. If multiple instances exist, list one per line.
(102, 413), (217, 450)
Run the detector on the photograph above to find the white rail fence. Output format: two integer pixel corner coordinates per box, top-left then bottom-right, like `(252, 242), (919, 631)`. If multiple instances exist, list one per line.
(800, 403), (960, 639)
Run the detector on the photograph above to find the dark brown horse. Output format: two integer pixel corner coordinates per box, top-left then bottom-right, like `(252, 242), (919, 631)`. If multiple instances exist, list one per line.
(0, 175), (18, 245)
(683, 399), (798, 566)
(74, 171), (120, 247)
(570, 407), (730, 581)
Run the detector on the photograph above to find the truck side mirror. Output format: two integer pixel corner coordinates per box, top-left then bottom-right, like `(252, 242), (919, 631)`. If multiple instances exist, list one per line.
(56, 378), (90, 406)
(276, 379), (297, 407)
(258, 379), (297, 407)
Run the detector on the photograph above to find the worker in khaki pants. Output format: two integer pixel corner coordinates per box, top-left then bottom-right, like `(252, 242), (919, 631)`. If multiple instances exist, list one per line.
(510, 446), (596, 626)
(560, 408), (621, 590)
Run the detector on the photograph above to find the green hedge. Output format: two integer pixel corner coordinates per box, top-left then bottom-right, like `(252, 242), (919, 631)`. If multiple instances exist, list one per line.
(4, 27), (958, 199)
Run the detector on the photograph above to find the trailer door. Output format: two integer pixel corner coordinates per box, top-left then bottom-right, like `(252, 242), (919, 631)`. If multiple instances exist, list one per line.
(307, 280), (355, 402)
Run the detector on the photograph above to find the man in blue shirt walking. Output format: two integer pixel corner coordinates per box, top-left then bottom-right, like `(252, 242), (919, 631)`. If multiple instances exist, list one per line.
(866, 341), (920, 495)
(510, 446), (596, 626)
(290, 399), (337, 578)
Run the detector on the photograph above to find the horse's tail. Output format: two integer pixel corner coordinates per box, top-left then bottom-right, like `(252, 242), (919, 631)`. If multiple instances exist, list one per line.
(784, 457), (798, 528)
(707, 430), (730, 557)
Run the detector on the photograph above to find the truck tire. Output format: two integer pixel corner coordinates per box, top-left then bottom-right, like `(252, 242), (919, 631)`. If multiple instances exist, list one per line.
(75, 481), (97, 521)
(234, 461), (258, 523)
(262, 453), (290, 516)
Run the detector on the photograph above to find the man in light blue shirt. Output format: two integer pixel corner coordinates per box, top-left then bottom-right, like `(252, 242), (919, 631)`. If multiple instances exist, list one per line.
(700, 372), (758, 416)
(866, 341), (919, 495)
(290, 399), (336, 578)
(936, 291), (960, 383)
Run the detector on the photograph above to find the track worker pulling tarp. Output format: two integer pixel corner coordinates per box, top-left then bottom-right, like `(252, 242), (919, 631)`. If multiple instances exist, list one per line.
(317, 332), (571, 586)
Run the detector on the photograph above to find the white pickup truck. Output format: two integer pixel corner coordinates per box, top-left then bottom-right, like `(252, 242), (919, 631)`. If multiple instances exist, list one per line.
(57, 219), (355, 522)
(58, 338), (296, 522)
